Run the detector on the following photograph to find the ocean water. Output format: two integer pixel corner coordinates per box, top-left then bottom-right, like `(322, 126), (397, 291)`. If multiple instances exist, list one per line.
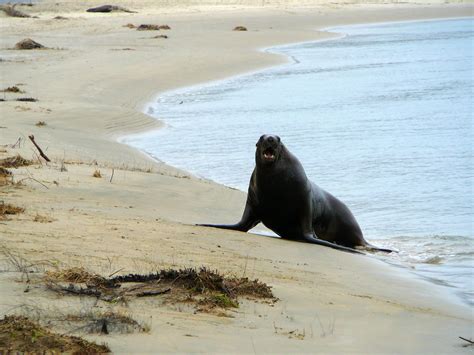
(125, 18), (474, 304)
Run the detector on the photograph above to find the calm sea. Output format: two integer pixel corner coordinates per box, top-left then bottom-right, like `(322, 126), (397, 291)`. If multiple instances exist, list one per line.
(125, 18), (474, 305)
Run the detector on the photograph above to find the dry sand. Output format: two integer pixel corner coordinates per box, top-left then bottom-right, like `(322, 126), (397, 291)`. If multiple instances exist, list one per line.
(1, 1), (473, 353)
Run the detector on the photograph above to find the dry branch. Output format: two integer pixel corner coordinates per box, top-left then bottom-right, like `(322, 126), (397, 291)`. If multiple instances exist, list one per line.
(28, 135), (50, 162)
(460, 336), (474, 346)
(136, 288), (171, 297)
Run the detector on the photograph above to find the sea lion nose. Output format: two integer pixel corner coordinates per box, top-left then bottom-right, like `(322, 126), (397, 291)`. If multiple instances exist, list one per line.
(268, 136), (274, 143)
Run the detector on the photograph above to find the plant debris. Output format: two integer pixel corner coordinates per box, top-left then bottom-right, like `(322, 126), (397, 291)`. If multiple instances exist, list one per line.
(233, 26), (248, 31)
(136, 24), (161, 31)
(123, 23), (136, 28)
(0, 315), (110, 353)
(92, 169), (102, 178)
(35, 121), (47, 127)
(45, 267), (275, 312)
(153, 35), (168, 39)
(0, 167), (12, 186)
(0, 86), (24, 93)
(0, 155), (33, 168)
(16, 97), (37, 102)
(15, 38), (45, 50)
(87, 5), (136, 13)
(53, 15), (68, 20)
(34, 213), (55, 223)
(0, 202), (25, 219)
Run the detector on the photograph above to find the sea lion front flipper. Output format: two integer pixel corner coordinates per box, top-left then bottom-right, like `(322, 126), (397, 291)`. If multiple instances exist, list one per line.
(197, 196), (260, 232)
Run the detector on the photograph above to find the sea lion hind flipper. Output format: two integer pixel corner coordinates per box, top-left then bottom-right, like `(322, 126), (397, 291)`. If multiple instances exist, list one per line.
(301, 234), (364, 255)
(359, 243), (397, 253)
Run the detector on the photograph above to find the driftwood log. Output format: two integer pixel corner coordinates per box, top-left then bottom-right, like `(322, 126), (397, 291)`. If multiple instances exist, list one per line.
(0, 4), (31, 18)
(86, 5), (136, 13)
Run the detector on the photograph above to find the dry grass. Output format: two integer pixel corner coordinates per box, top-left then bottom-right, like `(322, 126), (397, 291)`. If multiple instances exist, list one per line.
(33, 213), (55, 223)
(35, 121), (47, 127)
(0, 202), (24, 220)
(45, 267), (112, 288)
(92, 169), (102, 178)
(0, 315), (110, 353)
(0, 155), (33, 168)
(0, 167), (12, 186)
(0, 86), (24, 93)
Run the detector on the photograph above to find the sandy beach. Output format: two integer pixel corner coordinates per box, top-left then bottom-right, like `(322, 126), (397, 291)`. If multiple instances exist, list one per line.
(1, 1), (473, 353)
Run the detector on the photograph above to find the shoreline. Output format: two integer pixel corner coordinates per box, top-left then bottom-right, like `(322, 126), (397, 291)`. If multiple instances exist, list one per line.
(129, 12), (473, 171)
(1, 2), (473, 353)
(130, 12), (471, 180)
(130, 15), (473, 307)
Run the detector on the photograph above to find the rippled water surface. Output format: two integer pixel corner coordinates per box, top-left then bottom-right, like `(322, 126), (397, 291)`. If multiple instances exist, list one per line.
(126, 18), (474, 304)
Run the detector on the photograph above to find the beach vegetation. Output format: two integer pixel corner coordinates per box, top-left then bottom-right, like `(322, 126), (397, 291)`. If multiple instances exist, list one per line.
(0, 202), (24, 220)
(0, 315), (111, 353)
(0, 155), (33, 168)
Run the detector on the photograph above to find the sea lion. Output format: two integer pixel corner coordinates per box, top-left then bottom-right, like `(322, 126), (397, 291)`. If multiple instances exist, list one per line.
(199, 134), (392, 254)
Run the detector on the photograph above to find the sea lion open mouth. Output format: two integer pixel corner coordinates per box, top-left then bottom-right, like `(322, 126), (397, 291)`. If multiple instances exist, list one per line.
(263, 147), (276, 161)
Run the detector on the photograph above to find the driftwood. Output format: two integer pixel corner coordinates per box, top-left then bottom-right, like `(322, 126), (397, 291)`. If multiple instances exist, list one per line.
(136, 288), (171, 297)
(459, 337), (474, 346)
(28, 135), (51, 162)
(0, 4), (31, 18)
(86, 5), (136, 13)
(52, 283), (102, 297)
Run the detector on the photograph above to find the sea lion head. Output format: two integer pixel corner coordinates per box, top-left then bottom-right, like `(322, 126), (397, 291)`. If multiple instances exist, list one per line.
(256, 134), (282, 166)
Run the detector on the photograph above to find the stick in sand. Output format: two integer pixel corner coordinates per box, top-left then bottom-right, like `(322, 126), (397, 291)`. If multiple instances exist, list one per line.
(28, 135), (51, 162)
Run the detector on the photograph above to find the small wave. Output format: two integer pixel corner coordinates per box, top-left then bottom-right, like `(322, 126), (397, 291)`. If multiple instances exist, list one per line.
(371, 234), (473, 305)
